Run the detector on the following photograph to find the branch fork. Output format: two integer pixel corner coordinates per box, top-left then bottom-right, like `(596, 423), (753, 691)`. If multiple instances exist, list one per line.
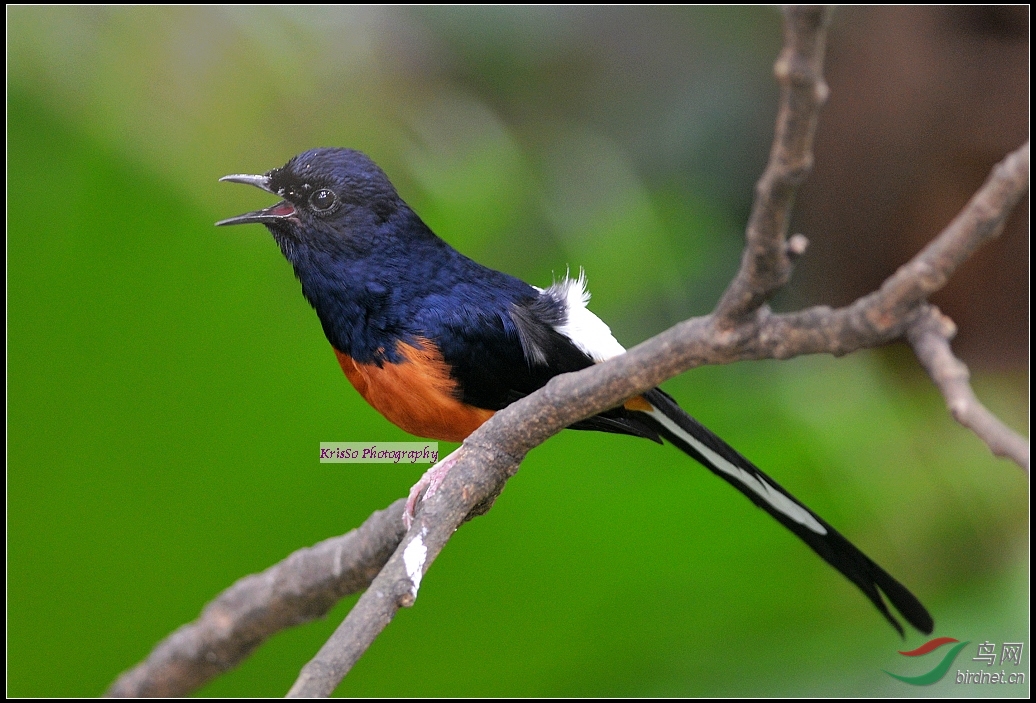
(108, 6), (1027, 698)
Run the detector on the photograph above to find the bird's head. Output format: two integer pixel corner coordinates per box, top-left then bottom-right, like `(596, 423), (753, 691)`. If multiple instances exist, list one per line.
(216, 148), (405, 258)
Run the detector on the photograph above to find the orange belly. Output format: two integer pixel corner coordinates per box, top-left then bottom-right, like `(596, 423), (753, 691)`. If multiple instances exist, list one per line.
(334, 339), (495, 442)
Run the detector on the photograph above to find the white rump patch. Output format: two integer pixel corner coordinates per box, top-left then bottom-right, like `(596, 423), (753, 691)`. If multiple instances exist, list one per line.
(403, 528), (429, 598)
(647, 406), (827, 535)
(546, 271), (626, 362)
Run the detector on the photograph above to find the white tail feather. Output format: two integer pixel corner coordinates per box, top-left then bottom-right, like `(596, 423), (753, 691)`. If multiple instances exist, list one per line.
(647, 403), (827, 535)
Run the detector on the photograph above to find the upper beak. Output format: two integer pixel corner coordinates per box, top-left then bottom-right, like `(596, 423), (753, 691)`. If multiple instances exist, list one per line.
(215, 173), (297, 226)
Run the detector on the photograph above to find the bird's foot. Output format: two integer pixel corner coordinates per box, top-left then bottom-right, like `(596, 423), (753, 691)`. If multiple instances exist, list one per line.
(404, 448), (461, 530)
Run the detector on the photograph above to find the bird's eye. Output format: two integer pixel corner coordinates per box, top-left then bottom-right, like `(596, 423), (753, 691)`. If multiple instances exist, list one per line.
(310, 188), (337, 211)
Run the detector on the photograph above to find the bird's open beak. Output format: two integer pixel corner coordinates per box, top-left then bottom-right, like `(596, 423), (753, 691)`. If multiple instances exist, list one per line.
(215, 173), (297, 226)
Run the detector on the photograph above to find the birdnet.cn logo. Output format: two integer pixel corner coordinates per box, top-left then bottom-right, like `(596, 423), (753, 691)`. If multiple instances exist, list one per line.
(883, 637), (1026, 686)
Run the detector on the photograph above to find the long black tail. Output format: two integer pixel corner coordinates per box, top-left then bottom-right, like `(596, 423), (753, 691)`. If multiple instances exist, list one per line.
(638, 388), (933, 636)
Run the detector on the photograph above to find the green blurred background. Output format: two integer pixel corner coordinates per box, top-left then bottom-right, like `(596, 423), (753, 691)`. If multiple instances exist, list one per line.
(7, 6), (1028, 697)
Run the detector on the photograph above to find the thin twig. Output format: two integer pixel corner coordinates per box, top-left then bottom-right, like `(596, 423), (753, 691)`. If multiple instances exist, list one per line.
(908, 306), (1030, 472)
(715, 6), (834, 320)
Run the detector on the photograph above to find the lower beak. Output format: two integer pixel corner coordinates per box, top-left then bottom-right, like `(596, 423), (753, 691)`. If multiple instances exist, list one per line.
(215, 201), (297, 227)
(216, 172), (297, 226)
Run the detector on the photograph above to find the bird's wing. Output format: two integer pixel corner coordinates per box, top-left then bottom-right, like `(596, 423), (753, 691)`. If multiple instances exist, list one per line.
(424, 273), (661, 442)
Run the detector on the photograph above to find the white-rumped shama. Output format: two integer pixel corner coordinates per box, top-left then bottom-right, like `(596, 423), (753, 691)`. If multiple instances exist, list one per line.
(217, 147), (933, 637)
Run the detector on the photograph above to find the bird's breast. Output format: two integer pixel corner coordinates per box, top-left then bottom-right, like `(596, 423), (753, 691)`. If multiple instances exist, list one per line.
(334, 338), (495, 442)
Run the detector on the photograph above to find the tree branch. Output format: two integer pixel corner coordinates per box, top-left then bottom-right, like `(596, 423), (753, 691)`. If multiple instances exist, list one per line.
(106, 500), (407, 697)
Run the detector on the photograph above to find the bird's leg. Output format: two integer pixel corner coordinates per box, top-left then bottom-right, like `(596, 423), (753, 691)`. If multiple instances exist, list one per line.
(404, 448), (461, 529)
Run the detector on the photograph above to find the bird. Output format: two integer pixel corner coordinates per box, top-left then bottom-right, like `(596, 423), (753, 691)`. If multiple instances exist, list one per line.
(217, 147), (934, 637)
